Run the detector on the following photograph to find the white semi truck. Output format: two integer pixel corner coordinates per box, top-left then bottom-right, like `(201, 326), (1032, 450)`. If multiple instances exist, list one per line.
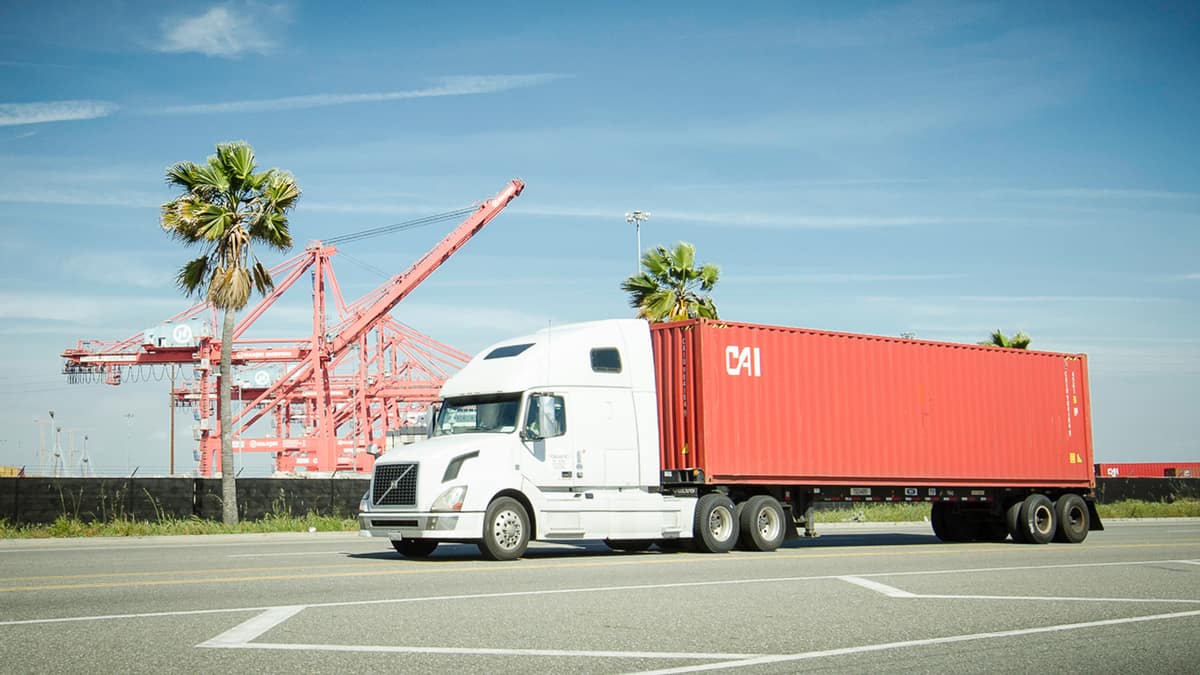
(358, 318), (1099, 560)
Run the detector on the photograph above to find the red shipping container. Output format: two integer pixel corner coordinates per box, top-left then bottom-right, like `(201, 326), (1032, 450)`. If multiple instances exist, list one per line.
(1096, 463), (1200, 478)
(652, 320), (1094, 489)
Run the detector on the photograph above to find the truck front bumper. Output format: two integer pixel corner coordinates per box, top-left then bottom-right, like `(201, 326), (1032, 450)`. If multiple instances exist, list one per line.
(358, 510), (484, 541)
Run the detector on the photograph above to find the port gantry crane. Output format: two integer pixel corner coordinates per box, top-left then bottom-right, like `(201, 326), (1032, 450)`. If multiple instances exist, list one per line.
(60, 179), (525, 475)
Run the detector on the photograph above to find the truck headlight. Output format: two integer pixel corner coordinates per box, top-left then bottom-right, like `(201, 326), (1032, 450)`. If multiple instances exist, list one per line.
(431, 486), (467, 512)
(358, 490), (370, 513)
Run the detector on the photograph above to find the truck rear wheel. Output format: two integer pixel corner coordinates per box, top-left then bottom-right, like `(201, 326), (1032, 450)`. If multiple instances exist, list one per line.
(1017, 494), (1056, 545)
(479, 496), (530, 560)
(1053, 494), (1090, 544)
(738, 495), (786, 552)
(693, 493), (739, 553)
(392, 539), (438, 558)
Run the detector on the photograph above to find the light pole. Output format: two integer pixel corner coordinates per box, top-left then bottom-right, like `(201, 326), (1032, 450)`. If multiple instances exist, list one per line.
(79, 434), (91, 477)
(625, 210), (650, 273)
(34, 416), (51, 476)
(52, 425), (64, 478)
(124, 413), (134, 475)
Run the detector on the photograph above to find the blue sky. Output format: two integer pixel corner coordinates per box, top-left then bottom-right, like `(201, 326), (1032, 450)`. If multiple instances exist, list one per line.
(1, 1), (1197, 475)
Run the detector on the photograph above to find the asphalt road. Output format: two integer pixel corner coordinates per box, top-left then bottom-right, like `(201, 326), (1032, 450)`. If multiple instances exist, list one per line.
(1, 520), (1198, 674)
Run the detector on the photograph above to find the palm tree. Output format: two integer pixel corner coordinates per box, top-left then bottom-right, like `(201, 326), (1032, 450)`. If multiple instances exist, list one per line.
(161, 141), (299, 525)
(621, 242), (720, 322)
(980, 329), (1032, 349)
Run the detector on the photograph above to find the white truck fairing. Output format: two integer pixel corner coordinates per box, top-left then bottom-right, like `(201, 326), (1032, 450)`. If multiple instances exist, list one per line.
(358, 319), (695, 558)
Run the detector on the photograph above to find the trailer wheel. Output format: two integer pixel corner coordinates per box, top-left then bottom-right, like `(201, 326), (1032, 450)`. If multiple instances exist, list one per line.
(478, 496), (530, 560)
(605, 539), (654, 552)
(1017, 494), (1056, 545)
(1005, 500), (1026, 543)
(930, 502), (952, 541)
(1053, 494), (1090, 544)
(693, 493), (739, 553)
(738, 495), (786, 552)
(392, 539), (438, 558)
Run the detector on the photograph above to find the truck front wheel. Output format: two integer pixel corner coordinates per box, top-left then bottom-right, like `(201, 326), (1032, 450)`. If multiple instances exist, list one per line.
(479, 496), (530, 560)
(693, 493), (739, 553)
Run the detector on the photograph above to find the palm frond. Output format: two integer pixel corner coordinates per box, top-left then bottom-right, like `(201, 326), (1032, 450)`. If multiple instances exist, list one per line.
(176, 256), (210, 296)
(216, 141), (256, 189)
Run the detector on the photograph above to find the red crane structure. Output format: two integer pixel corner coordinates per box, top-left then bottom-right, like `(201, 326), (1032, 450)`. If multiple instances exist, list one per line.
(61, 179), (525, 475)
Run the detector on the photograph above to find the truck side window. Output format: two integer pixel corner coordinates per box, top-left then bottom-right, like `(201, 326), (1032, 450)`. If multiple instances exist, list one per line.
(524, 394), (566, 439)
(590, 347), (622, 373)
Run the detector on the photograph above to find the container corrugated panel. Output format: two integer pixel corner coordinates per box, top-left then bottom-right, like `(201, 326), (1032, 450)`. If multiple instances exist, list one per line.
(652, 320), (1095, 488)
(1096, 463), (1200, 478)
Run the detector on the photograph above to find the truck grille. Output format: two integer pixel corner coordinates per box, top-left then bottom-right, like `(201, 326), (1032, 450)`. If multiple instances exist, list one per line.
(373, 463), (418, 507)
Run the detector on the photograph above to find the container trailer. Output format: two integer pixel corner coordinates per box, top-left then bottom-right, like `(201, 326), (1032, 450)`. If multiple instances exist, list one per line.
(359, 318), (1101, 559)
(1096, 463), (1199, 478)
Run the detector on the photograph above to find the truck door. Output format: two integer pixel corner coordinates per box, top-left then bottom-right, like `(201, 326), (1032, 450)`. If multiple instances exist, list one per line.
(520, 392), (575, 489)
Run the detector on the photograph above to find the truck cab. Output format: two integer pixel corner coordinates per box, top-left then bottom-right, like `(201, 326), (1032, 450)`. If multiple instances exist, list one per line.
(358, 319), (697, 559)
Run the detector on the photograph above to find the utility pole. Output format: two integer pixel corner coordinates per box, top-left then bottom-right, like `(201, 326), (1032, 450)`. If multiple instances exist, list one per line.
(124, 412), (134, 475)
(51, 413), (64, 478)
(79, 434), (92, 477)
(625, 210), (650, 273)
(34, 416), (51, 476)
(169, 364), (176, 475)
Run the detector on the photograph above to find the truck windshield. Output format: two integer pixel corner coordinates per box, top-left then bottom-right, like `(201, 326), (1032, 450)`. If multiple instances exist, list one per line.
(434, 394), (521, 436)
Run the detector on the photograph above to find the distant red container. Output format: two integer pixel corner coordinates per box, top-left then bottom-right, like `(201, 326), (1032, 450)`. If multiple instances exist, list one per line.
(1096, 463), (1200, 478)
(652, 320), (1095, 489)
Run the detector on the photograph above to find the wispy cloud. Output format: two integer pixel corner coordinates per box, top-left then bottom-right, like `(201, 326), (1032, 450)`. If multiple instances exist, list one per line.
(1171, 273), (1200, 281)
(729, 273), (967, 284)
(992, 187), (1200, 201)
(0, 100), (119, 127)
(0, 187), (158, 208)
(655, 209), (963, 229)
(159, 5), (285, 57)
(157, 74), (567, 115)
(794, 1), (997, 49)
(0, 290), (181, 324)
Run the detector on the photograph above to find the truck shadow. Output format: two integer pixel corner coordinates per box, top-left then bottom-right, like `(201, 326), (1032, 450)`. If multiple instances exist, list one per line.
(347, 532), (1010, 562)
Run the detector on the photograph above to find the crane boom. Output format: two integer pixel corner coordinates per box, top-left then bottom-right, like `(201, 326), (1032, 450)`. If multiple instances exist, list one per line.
(327, 179), (524, 356)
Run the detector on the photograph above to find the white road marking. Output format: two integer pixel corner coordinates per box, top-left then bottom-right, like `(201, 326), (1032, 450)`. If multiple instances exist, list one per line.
(210, 640), (758, 660)
(3, 557), (1196, 629)
(0, 538), (363, 555)
(628, 609), (1200, 674)
(838, 576), (917, 598)
(197, 606), (306, 648)
(840, 576), (1200, 604)
(227, 551), (351, 558)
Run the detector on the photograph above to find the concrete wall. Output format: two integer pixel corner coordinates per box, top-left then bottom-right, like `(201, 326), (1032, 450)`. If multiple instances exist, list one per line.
(0, 477), (368, 526)
(1095, 477), (1200, 503)
(0, 477), (1195, 526)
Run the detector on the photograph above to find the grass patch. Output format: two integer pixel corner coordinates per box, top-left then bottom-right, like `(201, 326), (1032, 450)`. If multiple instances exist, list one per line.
(0, 512), (358, 539)
(1096, 498), (1200, 519)
(815, 503), (931, 523)
(2, 499), (1197, 539)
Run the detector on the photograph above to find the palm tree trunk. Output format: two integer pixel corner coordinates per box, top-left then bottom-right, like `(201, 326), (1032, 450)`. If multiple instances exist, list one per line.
(219, 308), (239, 525)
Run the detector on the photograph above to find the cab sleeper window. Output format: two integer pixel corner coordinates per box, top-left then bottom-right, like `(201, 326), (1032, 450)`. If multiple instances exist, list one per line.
(590, 347), (621, 373)
(485, 343), (533, 359)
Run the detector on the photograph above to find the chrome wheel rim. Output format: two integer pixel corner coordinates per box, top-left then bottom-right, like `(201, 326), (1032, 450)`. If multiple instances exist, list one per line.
(492, 509), (523, 550)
